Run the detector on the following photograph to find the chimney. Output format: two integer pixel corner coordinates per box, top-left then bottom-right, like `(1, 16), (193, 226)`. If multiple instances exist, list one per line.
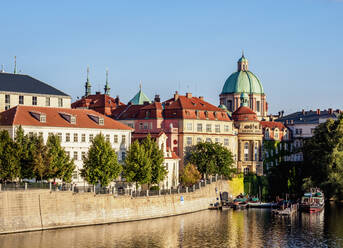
(186, 92), (192, 99)
(199, 96), (204, 101)
(154, 94), (160, 102)
(316, 109), (320, 115)
(174, 91), (179, 101)
(96, 91), (101, 95)
(115, 95), (120, 105)
(328, 108), (333, 114)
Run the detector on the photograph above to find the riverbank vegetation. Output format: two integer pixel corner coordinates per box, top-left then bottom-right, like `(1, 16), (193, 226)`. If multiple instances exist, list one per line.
(0, 126), (75, 183)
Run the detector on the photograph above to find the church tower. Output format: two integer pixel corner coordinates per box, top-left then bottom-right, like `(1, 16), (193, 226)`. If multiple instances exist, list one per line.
(104, 69), (110, 95)
(85, 67), (91, 97)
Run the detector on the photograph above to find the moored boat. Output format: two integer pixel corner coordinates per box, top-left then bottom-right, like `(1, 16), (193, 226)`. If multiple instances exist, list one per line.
(300, 189), (324, 213)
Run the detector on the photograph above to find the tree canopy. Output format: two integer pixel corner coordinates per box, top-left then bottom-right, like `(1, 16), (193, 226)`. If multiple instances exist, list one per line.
(0, 130), (20, 181)
(303, 115), (343, 200)
(180, 163), (201, 186)
(82, 133), (122, 186)
(188, 142), (235, 178)
(124, 140), (152, 187)
(142, 134), (166, 185)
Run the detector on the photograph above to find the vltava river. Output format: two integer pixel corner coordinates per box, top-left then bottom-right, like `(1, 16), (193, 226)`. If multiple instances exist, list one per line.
(1, 203), (343, 248)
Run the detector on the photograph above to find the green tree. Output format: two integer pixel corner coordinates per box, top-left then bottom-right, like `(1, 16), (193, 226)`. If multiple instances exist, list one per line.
(45, 134), (75, 182)
(82, 133), (122, 186)
(0, 130), (20, 181)
(303, 115), (343, 200)
(15, 126), (33, 179)
(142, 135), (166, 186)
(188, 142), (235, 178)
(31, 135), (50, 181)
(124, 140), (152, 188)
(180, 163), (201, 186)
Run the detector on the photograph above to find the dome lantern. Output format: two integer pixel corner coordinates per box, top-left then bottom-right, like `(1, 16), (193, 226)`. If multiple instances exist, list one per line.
(237, 51), (248, 72)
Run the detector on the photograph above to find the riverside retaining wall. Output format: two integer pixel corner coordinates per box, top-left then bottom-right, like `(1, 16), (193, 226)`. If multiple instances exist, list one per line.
(0, 180), (229, 234)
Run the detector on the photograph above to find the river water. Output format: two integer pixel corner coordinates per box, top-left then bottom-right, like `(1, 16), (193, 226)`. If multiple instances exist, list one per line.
(1, 203), (343, 248)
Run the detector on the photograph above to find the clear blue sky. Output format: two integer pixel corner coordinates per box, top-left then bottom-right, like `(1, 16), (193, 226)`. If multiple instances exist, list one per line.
(1, 0), (342, 114)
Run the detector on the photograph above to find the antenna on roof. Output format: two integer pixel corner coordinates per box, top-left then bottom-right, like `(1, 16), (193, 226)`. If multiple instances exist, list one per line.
(14, 56), (17, 74)
(242, 49), (245, 57)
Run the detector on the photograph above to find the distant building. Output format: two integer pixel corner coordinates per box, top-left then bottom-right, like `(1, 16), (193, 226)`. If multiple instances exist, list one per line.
(277, 108), (342, 162)
(0, 105), (132, 185)
(0, 72), (71, 112)
(219, 53), (268, 120)
(231, 93), (263, 175)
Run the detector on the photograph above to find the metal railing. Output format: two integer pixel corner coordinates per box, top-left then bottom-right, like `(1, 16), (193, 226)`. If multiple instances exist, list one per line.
(0, 174), (226, 197)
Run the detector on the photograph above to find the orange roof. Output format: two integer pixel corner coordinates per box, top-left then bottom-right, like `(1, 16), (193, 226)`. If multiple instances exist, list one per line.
(261, 121), (286, 130)
(0, 106), (133, 130)
(72, 93), (124, 115)
(232, 106), (258, 121)
(165, 151), (180, 160)
(163, 94), (231, 121)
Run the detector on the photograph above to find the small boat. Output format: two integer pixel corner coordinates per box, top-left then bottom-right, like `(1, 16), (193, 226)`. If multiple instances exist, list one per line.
(248, 202), (276, 208)
(232, 197), (248, 210)
(208, 202), (221, 210)
(300, 189), (324, 213)
(272, 202), (298, 216)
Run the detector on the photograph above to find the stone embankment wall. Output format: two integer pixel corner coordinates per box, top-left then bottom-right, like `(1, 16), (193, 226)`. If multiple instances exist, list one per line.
(0, 180), (229, 234)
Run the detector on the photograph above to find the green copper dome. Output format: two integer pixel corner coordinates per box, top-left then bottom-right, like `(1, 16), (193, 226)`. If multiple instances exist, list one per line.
(129, 87), (151, 105)
(221, 54), (264, 95)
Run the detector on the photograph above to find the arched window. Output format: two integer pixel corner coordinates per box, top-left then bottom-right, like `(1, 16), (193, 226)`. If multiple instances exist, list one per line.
(274, 128), (279, 140)
(265, 129), (270, 139)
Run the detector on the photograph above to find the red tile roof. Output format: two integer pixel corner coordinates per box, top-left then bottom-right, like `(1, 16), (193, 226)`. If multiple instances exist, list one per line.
(232, 106), (258, 121)
(0, 106), (133, 130)
(163, 95), (231, 121)
(261, 121), (286, 130)
(72, 94), (124, 115)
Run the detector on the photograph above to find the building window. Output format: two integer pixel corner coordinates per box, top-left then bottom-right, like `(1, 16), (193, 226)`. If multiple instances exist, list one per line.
(143, 122), (150, 130)
(73, 151), (78, 160)
(244, 167), (249, 175)
(215, 124), (220, 133)
(72, 171), (78, 180)
(66, 133), (70, 142)
(197, 137), (202, 143)
(57, 133), (62, 142)
(224, 138), (229, 146)
(81, 134), (86, 142)
(5, 105), (10, 110)
(89, 134), (94, 142)
(46, 97), (50, 107)
(215, 138), (219, 143)
(114, 135), (118, 143)
(66, 151), (70, 158)
(73, 133), (78, 142)
(265, 129), (269, 139)
(274, 129), (279, 140)
(256, 101), (260, 112)
(40, 115), (46, 123)
(122, 151), (126, 161)
(206, 138), (211, 143)
(122, 135), (126, 143)
(206, 124), (212, 132)
(81, 151), (86, 159)
(254, 144), (258, 161)
(244, 142), (249, 161)
(32, 96), (37, 105)
(5, 94), (10, 104)
(224, 125), (230, 132)
(99, 118), (104, 125)
(19, 95), (24, 105)
(197, 123), (203, 132)
(295, 129), (302, 135)
(228, 100), (232, 111)
(186, 137), (192, 146)
(58, 98), (63, 107)
(106, 134), (110, 142)
(38, 132), (43, 137)
(127, 123), (134, 128)
(139, 123), (143, 129)
(186, 123), (193, 131)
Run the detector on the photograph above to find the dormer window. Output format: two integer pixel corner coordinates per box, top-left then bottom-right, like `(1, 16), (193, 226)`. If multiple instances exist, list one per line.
(59, 112), (76, 124)
(30, 111), (46, 123)
(88, 114), (104, 125)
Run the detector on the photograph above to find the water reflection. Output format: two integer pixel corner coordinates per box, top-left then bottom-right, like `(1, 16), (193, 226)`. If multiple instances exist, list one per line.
(1, 204), (343, 248)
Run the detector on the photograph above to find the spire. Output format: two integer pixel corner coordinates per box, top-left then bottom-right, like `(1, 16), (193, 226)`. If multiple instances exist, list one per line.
(14, 56), (17, 74)
(104, 68), (110, 95)
(85, 66), (91, 97)
(242, 49), (245, 58)
(139, 80), (142, 91)
(1, 64), (4, 73)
